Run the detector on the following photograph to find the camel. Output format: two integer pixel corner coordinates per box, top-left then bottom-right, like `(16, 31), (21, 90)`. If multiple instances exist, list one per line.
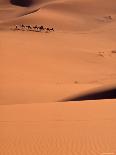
(108, 16), (112, 20)
(33, 25), (38, 29)
(13, 24), (55, 33)
(26, 25), (32, 30)
(50, 28), (54, 31)
(39, 26), (45, 31)
(46, 27), (54, 32)
(15, 25), (19, 30)
(33, 25), (40, 31)
(21, 24), (25, 29)
(104, 16), (112, 22)
(15, 25), (18, 29)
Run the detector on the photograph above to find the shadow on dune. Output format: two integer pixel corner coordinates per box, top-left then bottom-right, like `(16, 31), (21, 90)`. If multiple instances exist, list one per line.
(19, 8), (40, 17)
(0, 0), (57, 23)
(10, 0), (33, 7)
(60, 86), (116, 102)
(10, 0), (55, 7)
(0, 0), (42, 23)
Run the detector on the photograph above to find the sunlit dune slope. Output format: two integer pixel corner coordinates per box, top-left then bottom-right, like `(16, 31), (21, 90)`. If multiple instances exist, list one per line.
(1, 0), (116, 31)
(0, 0), (116, 104)
(0, 0), (54, 23)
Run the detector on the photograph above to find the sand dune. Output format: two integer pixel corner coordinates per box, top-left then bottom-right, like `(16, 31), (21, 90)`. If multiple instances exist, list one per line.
(0, 0), (116, 154)
(0, 30), (116, 104)
(0, 0), (46, 23)
(0, 100), (116, 155)
(1, 0), (116, 31)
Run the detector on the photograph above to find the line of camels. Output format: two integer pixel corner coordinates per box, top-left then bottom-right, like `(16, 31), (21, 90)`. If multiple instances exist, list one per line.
(14, 24), (54, 32)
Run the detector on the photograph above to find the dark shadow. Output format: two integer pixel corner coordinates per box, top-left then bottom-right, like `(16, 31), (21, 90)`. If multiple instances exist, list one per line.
(60, 87), (116, 102)
(10, 0), (33, 7)
(18, 8), (40, 18)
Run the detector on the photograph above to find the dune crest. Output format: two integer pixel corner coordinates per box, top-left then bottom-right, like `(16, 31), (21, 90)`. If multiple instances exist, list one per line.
(0, 0), (57, 23)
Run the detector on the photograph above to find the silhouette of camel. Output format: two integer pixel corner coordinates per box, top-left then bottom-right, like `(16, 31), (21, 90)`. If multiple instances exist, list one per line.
(39, 26), (45, 31)
(50, 28), (54, 31)
(104, 15), (112, 22)
(33, 25), (37, 29)
(15, 25), (19, 30)
(13, 24), (55, 33)
(33, 25), (40, 31)
(26, 25), (32, 30)
(46, 28), (54, 31)
(21, 24), (25, 29)
(108, 16), (112, 20)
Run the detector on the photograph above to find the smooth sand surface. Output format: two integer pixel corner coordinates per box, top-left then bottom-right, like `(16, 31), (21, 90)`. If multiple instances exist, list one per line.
(0, 0), (116, 154)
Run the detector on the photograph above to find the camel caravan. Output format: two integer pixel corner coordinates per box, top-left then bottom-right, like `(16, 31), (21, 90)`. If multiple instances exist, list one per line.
(14, 24), (54, 33)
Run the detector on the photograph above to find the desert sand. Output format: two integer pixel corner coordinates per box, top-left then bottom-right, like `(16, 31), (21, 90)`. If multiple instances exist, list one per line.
(0, 0), (116, 154)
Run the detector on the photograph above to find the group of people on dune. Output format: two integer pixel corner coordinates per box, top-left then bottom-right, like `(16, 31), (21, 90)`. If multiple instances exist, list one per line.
(14, 24), (54, 32)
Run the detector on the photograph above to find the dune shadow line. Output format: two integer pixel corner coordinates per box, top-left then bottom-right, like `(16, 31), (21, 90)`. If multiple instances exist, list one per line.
(60, 87), (116, 102)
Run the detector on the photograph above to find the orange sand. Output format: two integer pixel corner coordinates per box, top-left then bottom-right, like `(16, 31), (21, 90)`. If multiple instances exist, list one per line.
(0, 0), (116, 154)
